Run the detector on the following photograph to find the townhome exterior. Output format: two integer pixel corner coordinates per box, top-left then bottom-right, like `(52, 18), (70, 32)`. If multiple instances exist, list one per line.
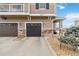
(0, 3), (63, 37)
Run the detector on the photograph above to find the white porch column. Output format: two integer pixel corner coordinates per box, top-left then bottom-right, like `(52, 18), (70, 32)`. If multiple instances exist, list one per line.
(59, 20), (63, 36)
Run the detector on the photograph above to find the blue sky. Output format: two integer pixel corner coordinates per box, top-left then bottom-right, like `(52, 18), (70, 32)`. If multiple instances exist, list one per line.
(56, 3), (79, 28)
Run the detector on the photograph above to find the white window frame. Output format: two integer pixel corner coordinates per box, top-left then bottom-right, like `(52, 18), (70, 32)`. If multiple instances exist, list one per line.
(0, 4), (9, 12)
(39, 3), (46, 10)
(0, 3), (24, 12)
(9, 3), (23, 12)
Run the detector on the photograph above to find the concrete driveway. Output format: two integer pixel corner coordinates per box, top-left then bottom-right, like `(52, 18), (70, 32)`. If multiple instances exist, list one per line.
(0, 37), (55, 56)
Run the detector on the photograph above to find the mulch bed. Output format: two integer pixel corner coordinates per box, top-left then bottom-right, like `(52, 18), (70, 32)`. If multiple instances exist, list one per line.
(47, 35), (79, 56)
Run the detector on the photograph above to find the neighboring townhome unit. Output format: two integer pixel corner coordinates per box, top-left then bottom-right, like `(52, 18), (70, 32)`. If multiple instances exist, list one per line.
(0, 3), (63, 37)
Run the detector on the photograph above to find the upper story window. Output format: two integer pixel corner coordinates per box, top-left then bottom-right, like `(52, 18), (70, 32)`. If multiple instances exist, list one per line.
(36, 3), (49, 9)
(0, 4), (9, 12)
(10, 4), (23, 12)
(0, 4), (23, 12)
(39, 3), (46, 9)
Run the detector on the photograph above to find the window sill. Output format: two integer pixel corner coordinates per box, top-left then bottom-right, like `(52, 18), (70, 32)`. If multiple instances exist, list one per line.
(38, 8), (47, 10)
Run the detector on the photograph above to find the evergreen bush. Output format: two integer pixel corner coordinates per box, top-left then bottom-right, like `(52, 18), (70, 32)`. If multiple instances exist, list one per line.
(58, 26), (79, 50)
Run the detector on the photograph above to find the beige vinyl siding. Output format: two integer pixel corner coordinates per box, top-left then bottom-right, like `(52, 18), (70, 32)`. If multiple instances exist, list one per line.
(0, 16), (53, 30)
(30, 3), (55, 14)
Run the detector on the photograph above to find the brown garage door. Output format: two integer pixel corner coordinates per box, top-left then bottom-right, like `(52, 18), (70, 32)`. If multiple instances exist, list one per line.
(0, 23), (18, 37)
(26, 23), (41, 37)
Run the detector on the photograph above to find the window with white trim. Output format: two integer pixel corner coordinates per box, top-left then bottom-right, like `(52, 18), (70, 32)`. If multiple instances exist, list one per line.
(39, 3), (46, 9)
(0, 5), (9, 12)
(10, 4), (23, 12)
(36, 3), (49, 9)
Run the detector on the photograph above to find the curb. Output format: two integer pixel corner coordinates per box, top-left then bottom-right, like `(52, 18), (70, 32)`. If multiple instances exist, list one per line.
(44, 37), (57, 56)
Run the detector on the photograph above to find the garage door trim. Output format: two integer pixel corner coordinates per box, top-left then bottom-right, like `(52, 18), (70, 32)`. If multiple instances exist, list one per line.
(25, 22), (43, 37)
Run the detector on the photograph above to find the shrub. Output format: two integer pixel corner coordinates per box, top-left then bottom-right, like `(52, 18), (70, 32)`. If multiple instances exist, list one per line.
(58, 26), (79, 50)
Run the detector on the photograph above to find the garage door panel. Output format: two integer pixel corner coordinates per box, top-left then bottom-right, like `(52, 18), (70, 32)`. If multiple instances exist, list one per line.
(26, 23), (41, 37)
(0, 23), (18, 37)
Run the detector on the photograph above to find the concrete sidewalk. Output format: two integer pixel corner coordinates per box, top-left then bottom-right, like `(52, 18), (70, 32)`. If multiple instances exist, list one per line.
(0, 37), (56, 56)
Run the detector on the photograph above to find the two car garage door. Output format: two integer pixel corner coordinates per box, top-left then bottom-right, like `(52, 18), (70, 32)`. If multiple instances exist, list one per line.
(0, 23), (41, 37)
